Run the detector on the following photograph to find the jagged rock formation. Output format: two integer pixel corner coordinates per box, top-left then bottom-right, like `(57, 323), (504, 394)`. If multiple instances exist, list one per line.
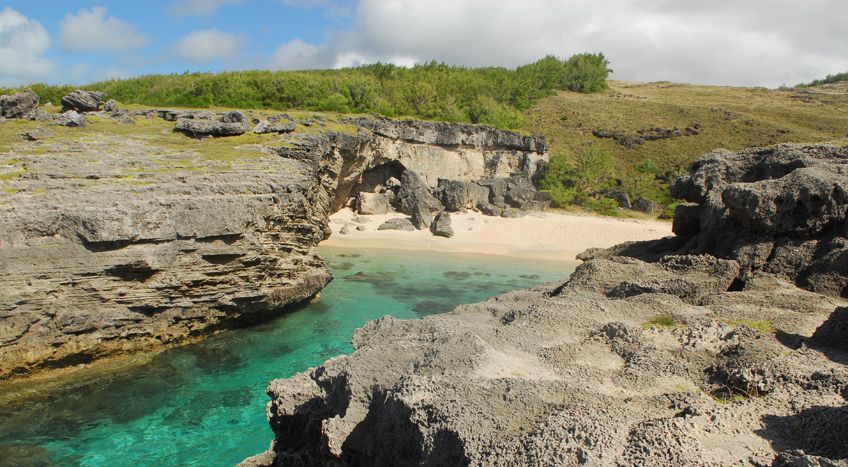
(247, 144), (848, 466)
(0, 90), (39, 119)
(0, 112), (549, 380)
(60, 90), (104, 113)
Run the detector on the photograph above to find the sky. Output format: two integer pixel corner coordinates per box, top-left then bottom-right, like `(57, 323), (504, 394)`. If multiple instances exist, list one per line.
(1, 0), (846, 88)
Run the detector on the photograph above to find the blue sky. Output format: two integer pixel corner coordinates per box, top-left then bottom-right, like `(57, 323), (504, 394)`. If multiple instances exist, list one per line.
(1, 0), (356, 84)
(2, 0), (847, 88)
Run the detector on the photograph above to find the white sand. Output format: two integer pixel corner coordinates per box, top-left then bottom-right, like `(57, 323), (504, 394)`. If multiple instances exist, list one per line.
(321, 208), (672, 263)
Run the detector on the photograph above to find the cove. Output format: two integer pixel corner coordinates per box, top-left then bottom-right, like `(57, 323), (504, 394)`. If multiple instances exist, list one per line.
(0, 246), (573, 466)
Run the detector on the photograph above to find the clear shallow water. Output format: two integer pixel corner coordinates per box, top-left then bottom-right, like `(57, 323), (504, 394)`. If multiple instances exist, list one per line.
(0, 247), (573, 466)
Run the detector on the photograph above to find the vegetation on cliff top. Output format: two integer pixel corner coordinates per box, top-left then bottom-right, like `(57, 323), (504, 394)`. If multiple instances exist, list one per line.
(6, 54), (611, 131)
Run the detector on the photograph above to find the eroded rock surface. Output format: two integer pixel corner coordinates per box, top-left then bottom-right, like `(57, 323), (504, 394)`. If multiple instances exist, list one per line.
(249, 143), (848, 466)
(1, 113), (546, 380)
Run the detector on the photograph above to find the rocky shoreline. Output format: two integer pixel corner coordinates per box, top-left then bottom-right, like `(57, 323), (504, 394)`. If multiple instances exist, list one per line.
(243, 143), (848, 466)
(0, 91), (549, 381)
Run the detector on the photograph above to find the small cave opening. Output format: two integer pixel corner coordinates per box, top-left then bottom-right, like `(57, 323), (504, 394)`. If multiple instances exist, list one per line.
(345, 160), (406, 210)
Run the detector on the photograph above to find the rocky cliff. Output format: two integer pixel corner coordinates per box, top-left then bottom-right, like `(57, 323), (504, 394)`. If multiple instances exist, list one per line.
(0, 104), (546, 380)
(246, 143), (848, 466)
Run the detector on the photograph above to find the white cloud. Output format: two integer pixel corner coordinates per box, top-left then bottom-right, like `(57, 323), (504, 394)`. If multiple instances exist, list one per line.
(58, 7), (149, 53)
(0, 7), (54, 85)
(269, 0), (848, 87)
(270, 39), (322, 70)
(168, 0), (245, 17)
(176, 29), (247, 63)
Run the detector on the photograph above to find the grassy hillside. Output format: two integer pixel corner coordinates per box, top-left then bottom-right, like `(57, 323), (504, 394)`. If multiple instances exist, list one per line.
(5, 54), (610, 131)
(526, 80), (848, 216)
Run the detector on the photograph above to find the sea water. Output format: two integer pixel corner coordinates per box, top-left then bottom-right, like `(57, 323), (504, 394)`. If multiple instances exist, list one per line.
(0, 246), (574, 466)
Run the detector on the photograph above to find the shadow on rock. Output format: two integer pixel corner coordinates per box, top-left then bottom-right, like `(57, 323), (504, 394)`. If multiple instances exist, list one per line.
(757, 406), (848, 460)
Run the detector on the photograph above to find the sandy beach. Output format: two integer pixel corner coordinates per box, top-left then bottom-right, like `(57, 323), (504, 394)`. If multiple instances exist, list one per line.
(322, 208), (672, 262)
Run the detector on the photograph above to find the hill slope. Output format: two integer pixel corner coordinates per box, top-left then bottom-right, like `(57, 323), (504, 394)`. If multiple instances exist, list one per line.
(525, 80), (848, 215)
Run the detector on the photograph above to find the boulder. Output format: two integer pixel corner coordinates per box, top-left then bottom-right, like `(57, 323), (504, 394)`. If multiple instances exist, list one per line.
(356, 193), (390, 215)
(395, 170), (442, 215)
(672, 203), (701, 237)
(476, 202), (503, 217)
(378, 218), (415, 231)
(53, 111), (86, 127)
(61, 90), (104, 113)
(607, 189), (632, 209)
(253, 121), (296, 134)
(0, 90), (39, 118)
(632, 197), (657, 213)
(410, 203), (434, 229)
(430, 211), (453, 237)
(340, 223), (356, 235)
(104, 99), (118, 112)
(174, 111), (249, 138)
(437, 179), (489, 211)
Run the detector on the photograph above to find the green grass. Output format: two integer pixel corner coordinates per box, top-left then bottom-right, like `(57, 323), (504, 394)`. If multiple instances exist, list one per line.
(641, 314), (684, 330)
(724, 319), (775, 334)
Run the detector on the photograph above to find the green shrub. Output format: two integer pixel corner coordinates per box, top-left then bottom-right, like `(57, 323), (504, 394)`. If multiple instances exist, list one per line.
(584, 197), (621, 216)
(7, 53), (611, 130)
(561, 53), (611, 93)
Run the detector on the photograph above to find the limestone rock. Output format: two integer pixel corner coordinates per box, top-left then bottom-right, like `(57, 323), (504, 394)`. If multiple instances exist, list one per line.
(175, 111), (249, 137)
(378, 218), (415, 231)
(607, 189), (632, 209)
(53, 111), (86, 127)
(437, 179), (489, 211)
(395, 170), (443, 215)
(104, 99), (118, 112)
(430, 211), (453, 237)
(0, 90), (39, 118)
(476, 202), (503, 217)
(61, 90), (104, 113)
(253, 121), (296, 134)
(356, 192), (390, 215)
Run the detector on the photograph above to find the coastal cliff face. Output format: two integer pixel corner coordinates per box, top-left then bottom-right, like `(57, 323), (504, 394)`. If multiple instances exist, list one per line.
(0, 111), (544, 380)
(248, 144), (848, 466)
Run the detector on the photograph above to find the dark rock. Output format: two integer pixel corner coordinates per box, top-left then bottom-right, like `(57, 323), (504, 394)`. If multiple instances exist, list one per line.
(672, 203), (701, 237)
(477, 202), (503, 217)
(632, 197), (657, 213)
(378, 218), (415, 231)
(478, 177), (510, 202)
(61, 90), (104, 113)
(27, 110), (52, 122)
(430, 211), (453, 237)
(53, 110), (86, 127)
(411, 203), (434, 229)
(395, 170), (443, 215)
(0, 90), (39, 118)
(104, 99), (118, 112)
(607, 189), (632, 209)
(356, 193), (390, 215)
(437, 179), (489, 211)
(501, 208), (525, 218)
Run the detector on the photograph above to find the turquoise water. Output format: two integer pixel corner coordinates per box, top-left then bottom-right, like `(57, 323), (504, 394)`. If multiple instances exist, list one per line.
(0, 246), (573, 466)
